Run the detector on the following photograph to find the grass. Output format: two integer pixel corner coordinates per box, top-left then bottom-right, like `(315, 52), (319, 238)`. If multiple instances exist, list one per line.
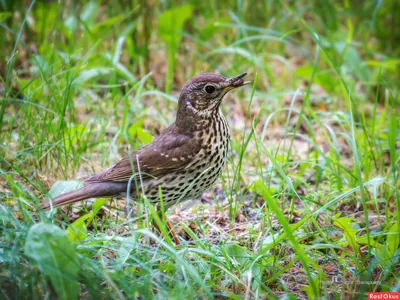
(1, 0), (399, 299)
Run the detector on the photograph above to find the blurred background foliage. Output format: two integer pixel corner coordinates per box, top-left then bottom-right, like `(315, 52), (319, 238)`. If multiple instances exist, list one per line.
(1, 0), (398, 176)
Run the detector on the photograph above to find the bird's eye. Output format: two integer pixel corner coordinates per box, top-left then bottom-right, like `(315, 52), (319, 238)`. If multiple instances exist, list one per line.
(205, 85), (216, 93)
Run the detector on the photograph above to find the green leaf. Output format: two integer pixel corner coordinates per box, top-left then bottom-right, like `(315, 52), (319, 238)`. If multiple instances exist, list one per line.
(80, 1), (98, 24)
(137, 128), (153, 144)
(294, 66), (336, 92)
(66, 214), (90, 243)
(48, 180), (82, 198)
(72, 68), (111, 85)
(117, 237), (136, 265)
(333, 41), (370, 81)
(365, 59), (400, 70)
(250, 177), (277, 195)
(356, 235), (379, 247)
(294, 65), (313, 78)
(0, 12), (12, 23)
(333, 215), (360, 253)
(275, 154), (287, 163)
(260, 232), (280, 248)
(91, 14), (126, 34)
(158, 5), (193, 46)
(92, 198), (108, 215)
(387, 223), (399, 256)
(128, 120), (153, 144)
(374, 242), (391, 269)
(158, 5), (192, 93)
(66, 198), (108, 243)
(16, 76), (44, 98)
(225, 244), (250, 266)
(24, 223), (79, 300)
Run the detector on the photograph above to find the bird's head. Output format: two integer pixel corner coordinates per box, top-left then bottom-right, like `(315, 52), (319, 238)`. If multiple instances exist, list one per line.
(176, 72), (249, 126)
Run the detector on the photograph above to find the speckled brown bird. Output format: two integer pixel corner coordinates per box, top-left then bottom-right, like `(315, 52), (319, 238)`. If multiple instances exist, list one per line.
(42, 72), (249, 212)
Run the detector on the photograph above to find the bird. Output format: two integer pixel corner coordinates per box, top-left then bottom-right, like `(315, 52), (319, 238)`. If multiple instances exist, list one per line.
(42, 72), (249, 224)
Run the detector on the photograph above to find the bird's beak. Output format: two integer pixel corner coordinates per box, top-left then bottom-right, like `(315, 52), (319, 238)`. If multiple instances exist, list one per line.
(223, 72), (251, 91)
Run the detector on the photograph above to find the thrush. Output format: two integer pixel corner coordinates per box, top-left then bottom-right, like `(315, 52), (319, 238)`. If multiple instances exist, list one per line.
(42, 72), (249, 214)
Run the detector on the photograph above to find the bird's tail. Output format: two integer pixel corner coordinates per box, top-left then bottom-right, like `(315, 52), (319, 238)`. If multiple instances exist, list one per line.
(41, 182), (128, 210)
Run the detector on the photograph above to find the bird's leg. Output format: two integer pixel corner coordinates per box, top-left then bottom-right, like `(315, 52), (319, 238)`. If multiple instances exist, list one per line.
(153, 219), (180, 245)
(153, 212), (180, 245)
(166, 220), (180, 245)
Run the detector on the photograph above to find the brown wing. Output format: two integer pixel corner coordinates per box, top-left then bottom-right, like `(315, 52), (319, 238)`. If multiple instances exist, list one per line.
(86, 126), (200, 183)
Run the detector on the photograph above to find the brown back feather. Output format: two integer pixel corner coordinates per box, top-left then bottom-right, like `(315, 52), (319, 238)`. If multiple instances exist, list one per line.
(86, 123), (201, 183)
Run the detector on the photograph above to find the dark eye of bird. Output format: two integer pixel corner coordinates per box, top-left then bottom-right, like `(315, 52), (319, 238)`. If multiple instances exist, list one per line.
(205, 85), (216, 93)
